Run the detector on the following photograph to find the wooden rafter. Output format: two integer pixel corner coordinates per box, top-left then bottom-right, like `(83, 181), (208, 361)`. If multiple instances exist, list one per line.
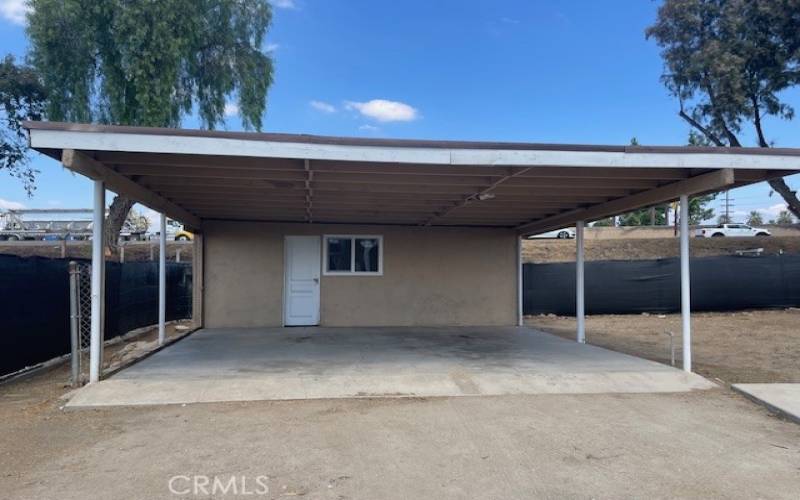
(305, 159), (314, 222)
(423, 167), (532, 226)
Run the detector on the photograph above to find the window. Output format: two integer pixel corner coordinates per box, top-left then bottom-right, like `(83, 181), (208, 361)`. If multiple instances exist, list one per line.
(323, 235), (383, 275)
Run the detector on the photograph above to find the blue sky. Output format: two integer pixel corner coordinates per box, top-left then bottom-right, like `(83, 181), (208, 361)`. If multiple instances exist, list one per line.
(1, 0), (798, 224)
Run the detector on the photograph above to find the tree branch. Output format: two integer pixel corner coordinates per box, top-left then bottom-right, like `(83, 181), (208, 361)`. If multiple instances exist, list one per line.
(751, 94), (769, 148)
(750, 95), (800, 219)
(768, 178), (800, 219)
(702, 73), (742, 147)
(678, 110), (725, 146)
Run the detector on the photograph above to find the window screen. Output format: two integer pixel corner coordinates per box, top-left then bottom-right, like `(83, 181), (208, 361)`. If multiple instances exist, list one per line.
(354, 238), (379, 272)
(327, 237), (352, 272)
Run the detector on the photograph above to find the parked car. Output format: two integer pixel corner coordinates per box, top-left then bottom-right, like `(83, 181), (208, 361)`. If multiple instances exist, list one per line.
(695, 223), (771, 238)
(527, 227), (576, 239)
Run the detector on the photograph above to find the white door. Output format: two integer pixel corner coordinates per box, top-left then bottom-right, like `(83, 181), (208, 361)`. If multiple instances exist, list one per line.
(284, 236), (321, 326)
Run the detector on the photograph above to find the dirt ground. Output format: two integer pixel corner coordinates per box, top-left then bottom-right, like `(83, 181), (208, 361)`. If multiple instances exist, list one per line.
(2, 367), (800, 499)
(526, 308), (800, 385)
(0, 241), (193, 262)
(523, 235), (800, 263)
(1, 318), (800, 498)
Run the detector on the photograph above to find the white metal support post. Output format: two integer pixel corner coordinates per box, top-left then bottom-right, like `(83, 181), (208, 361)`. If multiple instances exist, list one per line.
(680, 194), (692, 372)
(89, 180), (105, 383)
(576, 220), (586, 343)
(517, 235), (523, 326)
(158, 213), (167, 345)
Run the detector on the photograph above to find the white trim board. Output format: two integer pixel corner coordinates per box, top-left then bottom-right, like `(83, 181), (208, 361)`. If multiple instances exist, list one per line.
(29, 129), (800, 170)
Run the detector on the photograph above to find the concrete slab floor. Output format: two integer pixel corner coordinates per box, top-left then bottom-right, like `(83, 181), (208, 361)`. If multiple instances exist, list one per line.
(67, 326), (715, 407)
(733, 384), (800, 425)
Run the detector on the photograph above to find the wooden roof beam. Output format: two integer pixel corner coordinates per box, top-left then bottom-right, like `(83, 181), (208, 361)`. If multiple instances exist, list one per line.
(516, 168), (735, 236)
(61, 149), (202, 232)
(422, 167), (534, 225)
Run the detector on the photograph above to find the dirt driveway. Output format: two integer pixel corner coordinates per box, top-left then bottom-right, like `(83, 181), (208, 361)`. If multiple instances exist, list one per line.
(2, 356), (800, 498)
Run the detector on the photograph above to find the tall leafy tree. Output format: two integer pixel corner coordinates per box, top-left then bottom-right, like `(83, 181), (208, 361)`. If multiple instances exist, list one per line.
(619, 207), (667, 226)
(746, 210), (763, 225)
(647, 0), (800, 218)
(616, 134), (715, 226)
(0, 55), (47, 195)
(27, 0), (274, 252)
(775, 210), (795, 225)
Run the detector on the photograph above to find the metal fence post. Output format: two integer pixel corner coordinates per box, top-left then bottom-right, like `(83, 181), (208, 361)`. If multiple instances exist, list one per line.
(68, 261), (80, 386)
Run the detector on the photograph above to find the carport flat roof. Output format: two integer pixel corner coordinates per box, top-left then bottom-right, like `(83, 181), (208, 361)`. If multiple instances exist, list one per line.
(24, 121), (800, 235)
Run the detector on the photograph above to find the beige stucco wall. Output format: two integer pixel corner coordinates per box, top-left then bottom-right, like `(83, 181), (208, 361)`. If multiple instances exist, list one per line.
(203, 221), (518, 327)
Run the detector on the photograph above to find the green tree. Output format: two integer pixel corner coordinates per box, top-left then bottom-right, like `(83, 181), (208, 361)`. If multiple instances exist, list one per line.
(688, 194), (716, 224)
(647, 0), (800, 218)
(746, 210), (763, 226)
(27, 0), (274, 252)
(776, 210), (795, 225)
(615, 133), (715, 226)
(617, 137), (668, 226)
(591, 217), (615, 227)
(0, 56), (47, 195)
(684, 131), (718, 223)
(619, 207), (667, 226)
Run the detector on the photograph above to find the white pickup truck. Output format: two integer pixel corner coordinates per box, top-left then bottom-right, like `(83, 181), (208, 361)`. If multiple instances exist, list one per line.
(695, 223), (771, 238)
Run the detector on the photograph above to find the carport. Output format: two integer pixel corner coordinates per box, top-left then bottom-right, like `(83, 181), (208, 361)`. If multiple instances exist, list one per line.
(24, 122), (800, 398)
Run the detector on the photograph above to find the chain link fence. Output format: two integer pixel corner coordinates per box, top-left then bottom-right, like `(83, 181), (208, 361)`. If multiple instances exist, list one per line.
(1, 255), (192, 380)
(69, 261), (94, 385)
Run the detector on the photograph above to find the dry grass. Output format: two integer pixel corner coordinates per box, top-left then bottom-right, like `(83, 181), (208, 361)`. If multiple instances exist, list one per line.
(526, 308), (800, 384)
(523, 236), (800, 263)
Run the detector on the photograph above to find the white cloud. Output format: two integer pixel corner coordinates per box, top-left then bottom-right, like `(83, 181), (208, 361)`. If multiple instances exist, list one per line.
(271, 0), (296, 9)
(359, 124), (379, 132)
(764, 203), (788, 216)
(345, 99), (419, 123)
(224, 102), (239, 117)
(309, 100), (336, 113)
(265, 42), (279, 52)
(0, 0), (30, 25)
(0, 197), (25, 210)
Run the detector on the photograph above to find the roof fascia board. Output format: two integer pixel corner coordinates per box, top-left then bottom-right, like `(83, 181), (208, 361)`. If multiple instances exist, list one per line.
(31, 129), (800, 170)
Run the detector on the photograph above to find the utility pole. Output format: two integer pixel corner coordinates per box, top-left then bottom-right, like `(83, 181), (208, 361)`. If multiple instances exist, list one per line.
(722, 191), (734, 223)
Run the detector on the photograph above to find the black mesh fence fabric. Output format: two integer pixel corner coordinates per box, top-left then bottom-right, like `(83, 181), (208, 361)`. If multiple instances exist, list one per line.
(1, 255), (192, 376)
(523, 254), (800, 316)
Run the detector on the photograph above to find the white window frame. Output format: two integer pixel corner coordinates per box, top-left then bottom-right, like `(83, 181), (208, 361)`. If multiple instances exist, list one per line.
(323, 234), (384, 276)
